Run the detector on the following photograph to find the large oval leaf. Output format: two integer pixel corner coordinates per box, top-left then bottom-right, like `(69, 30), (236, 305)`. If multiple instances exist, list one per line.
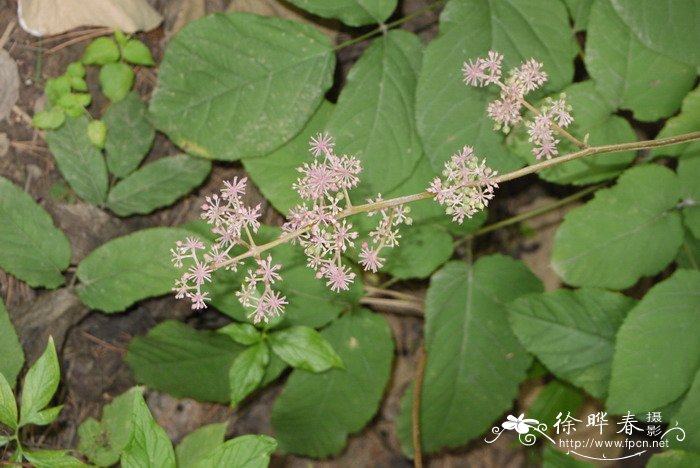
(552, 165), (683, 289)
(651, 85), (700, 159)
(585, 0), (696, 122)
(286, 0), (397, 26)
(327, 30), (423, 195)
(103, 92), (155, 178)
(398, 256), (543, 454)
(149, 13), (335, 160)
(0, 177), (71, 288)
(417, 0), (577, 175)
(106, 155), (211, 216)
(607, 270), (700, 413)
(76, 227), (193, 312)
(509, 288), (636, 399)
(271, 309), (393, 457)
(45, 116), (108, 204)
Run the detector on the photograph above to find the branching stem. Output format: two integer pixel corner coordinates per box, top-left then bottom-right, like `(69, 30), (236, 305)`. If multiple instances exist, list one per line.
(214, 131), (700, 270)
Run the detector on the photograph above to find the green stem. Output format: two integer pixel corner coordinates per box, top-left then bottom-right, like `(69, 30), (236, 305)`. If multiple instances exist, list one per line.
(334, 0), (446, 50)
(214, 131), (700, 271)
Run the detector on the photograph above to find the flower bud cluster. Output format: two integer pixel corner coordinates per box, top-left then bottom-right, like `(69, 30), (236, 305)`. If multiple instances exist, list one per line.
(359, 195), (412, 273)
(427, 146), (498, 223)
(527, 95), (574, 160)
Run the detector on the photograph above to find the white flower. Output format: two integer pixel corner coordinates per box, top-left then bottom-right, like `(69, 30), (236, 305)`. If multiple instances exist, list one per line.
(502, 414), (539, 434)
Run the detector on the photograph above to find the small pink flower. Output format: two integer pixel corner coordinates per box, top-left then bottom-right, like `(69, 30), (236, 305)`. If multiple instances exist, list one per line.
(514, 59), (547, 93)
(256, 255), (282, 284)
(309, 132), (335, 157)
(462, 58), (487, 87)
(324, 264), (355, 292)
(359, 243), (384, 273)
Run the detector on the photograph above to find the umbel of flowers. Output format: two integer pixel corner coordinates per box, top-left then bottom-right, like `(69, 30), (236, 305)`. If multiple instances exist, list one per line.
(462, 50), (575, 160)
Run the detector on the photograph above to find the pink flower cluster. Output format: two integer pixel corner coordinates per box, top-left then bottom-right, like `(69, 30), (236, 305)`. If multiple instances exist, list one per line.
(172, 177), (287, 323)
(462, 50), (574, 160)
(527, 95), (573, 160)
(427, 146), (499, 223)
(359, 195), (411, 273)
(282, 133), (362, 292)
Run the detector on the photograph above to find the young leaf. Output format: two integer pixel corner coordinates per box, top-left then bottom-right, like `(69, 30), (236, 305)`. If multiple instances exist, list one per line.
(102, 91), (155, 178)
(552, 165), (683, 289)
(585, 0), (696, 121)
(286, 0), (396, 26)
(32, 107), (66, 129)
(19, 337), (60, 427)
(87, 119), (107, 149)
(45, 115), (109, 205)
(678, 152), (700, 238)
(76, 228), (194, 312)
(509, 289), (636, 398)
(23, 450), (89, 467)
(121, 392), (176, 468)
(0, 372), (18, 430)
(81, 37), (120, 65)
(56, 92), (91, 110)
(327, 30), (423, 195)
(417, 0), (577, 176)
(397, 256), (542, 454)
(68, 75), (88, 92)
(149, 13), (335, 160)
(271, 309), (393, 457)
(126, 321), (244, 403)
(45, 76), (71, 104)
(106, 155), (211, 216)
(651, 86), (700, 158)
(175, 423), (227, 468)
(65, 62), (85, 78)
(194, 434), (277, 468)
(122, 39), (155, 66)
(229, 342), (269, 406)
(218, 323), (261, 346)
(0, 299), (24, 387)
(608, 270), (700, 413)
(99, 62), (134, 102)
(0, 177), (71, 288)
(268, 326), (342, 372)
(78, 387), (142, 467)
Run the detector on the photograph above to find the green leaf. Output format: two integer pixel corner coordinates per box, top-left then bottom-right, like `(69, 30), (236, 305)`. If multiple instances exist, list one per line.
(510, 289), (636, 398)
(397, 256), (542, 454)
(207, 225), (362, 329)
(82, 37), (120, 65)
(552, 165), (683, 289)
(543, 445), (594, 467)
(0, 372), (17, 430)
(32, 107), (66, 130)
(268, 326), (343, 372)
(194, 434), (277, 468)
(507, 80), (636, 185)
(87, 119), (107, 149)
(286, 0), (396, 26)
(648, 450), (700, 468)
(608, 270), (700, 413)
(121, 392), (176, 468)
(563, 0), (594, 31)
(45, 76), (71, 104)
(417, 0), (577, 176)
(673, 369), (700, 451)
(106, 155), (211, 216)
(585, 0), (696, 121)
(99, 62), (134, 102)
(229, 342), (269, 406)
(45, 116), (109, 205)
(114, 30), (128, 48)
(76, 228), (193, 312)
(66, 62), (85, 78)
(327, 30), (423, 195)
(25, 405), (63, 426)
(610, 0), (700, 67)
(23, 450), (89, 467)
(677, 229), (700, 270)
(0, 177), (71, 288)
(528, 380), (585, 431)
(149, 13), (335, 160)
(243, 100), (334, 214)
(102, 92), (155, 178)
(126, 321), (244, 403)
(175, 423), (227, 468)
(56, 92), (91, 110)
(0, 299), (24, 388)
(679, 151), (700, 238)
(271, 309), (393, 457)
(219, 322), (262, 346)
(0, 435), (8, 447)
(68, 75), (88, 92)
(122, 39), (155, 66)
(78, 387), (142, 467)
(19, 337), (59, 427)
(651, 85), (700, 158)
